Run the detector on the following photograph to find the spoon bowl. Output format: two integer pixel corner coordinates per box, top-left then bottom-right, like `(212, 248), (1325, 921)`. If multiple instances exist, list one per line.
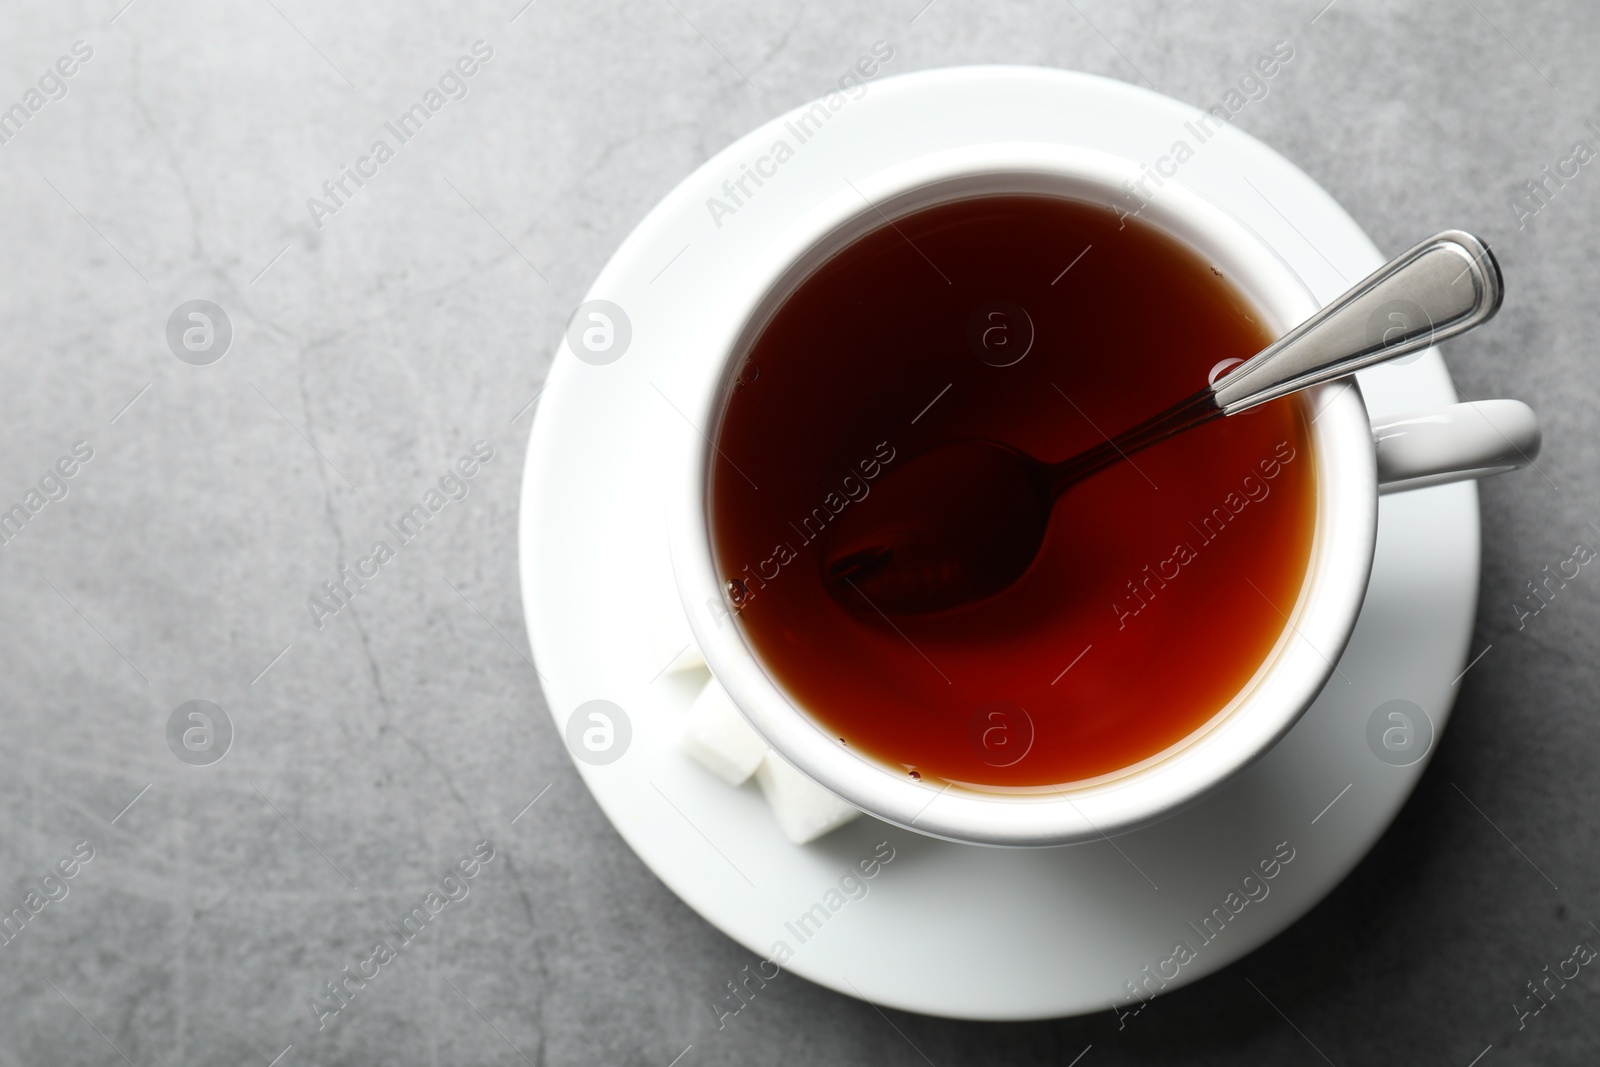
(826, 439), (1049, 614)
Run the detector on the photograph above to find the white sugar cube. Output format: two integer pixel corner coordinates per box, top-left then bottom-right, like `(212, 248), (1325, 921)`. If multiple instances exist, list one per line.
(680, 677), (768, 786)
(755, 752), (860, 844)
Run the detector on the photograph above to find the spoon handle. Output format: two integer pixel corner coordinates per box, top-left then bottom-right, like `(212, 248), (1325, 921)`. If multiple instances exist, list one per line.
(1044, 231), (1502, 498)
(1210, 229), (1502, 414)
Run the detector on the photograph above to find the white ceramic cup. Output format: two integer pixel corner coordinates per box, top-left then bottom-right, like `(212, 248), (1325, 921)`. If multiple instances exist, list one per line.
(666, 143), (1539, 847)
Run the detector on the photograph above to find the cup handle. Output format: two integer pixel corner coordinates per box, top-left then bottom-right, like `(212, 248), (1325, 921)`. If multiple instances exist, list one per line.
(1371, 399), (1541, 494)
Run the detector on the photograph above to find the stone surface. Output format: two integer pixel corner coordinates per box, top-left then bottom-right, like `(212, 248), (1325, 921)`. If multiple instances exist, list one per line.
(0, 0), (1596, 1063)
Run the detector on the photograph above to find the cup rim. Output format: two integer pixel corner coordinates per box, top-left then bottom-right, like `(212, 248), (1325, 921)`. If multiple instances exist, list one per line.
(666, 141), (1378, 847)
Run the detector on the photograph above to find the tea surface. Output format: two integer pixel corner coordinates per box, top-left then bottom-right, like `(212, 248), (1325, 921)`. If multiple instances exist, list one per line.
(709, 194), (1317, 788)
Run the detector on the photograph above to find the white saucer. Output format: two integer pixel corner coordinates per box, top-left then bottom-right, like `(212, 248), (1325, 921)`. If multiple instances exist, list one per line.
(519, 66), (1478, 1021)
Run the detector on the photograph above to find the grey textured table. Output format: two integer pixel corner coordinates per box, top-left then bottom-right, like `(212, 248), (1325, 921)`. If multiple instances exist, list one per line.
(1, 1), (1596, 1064)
